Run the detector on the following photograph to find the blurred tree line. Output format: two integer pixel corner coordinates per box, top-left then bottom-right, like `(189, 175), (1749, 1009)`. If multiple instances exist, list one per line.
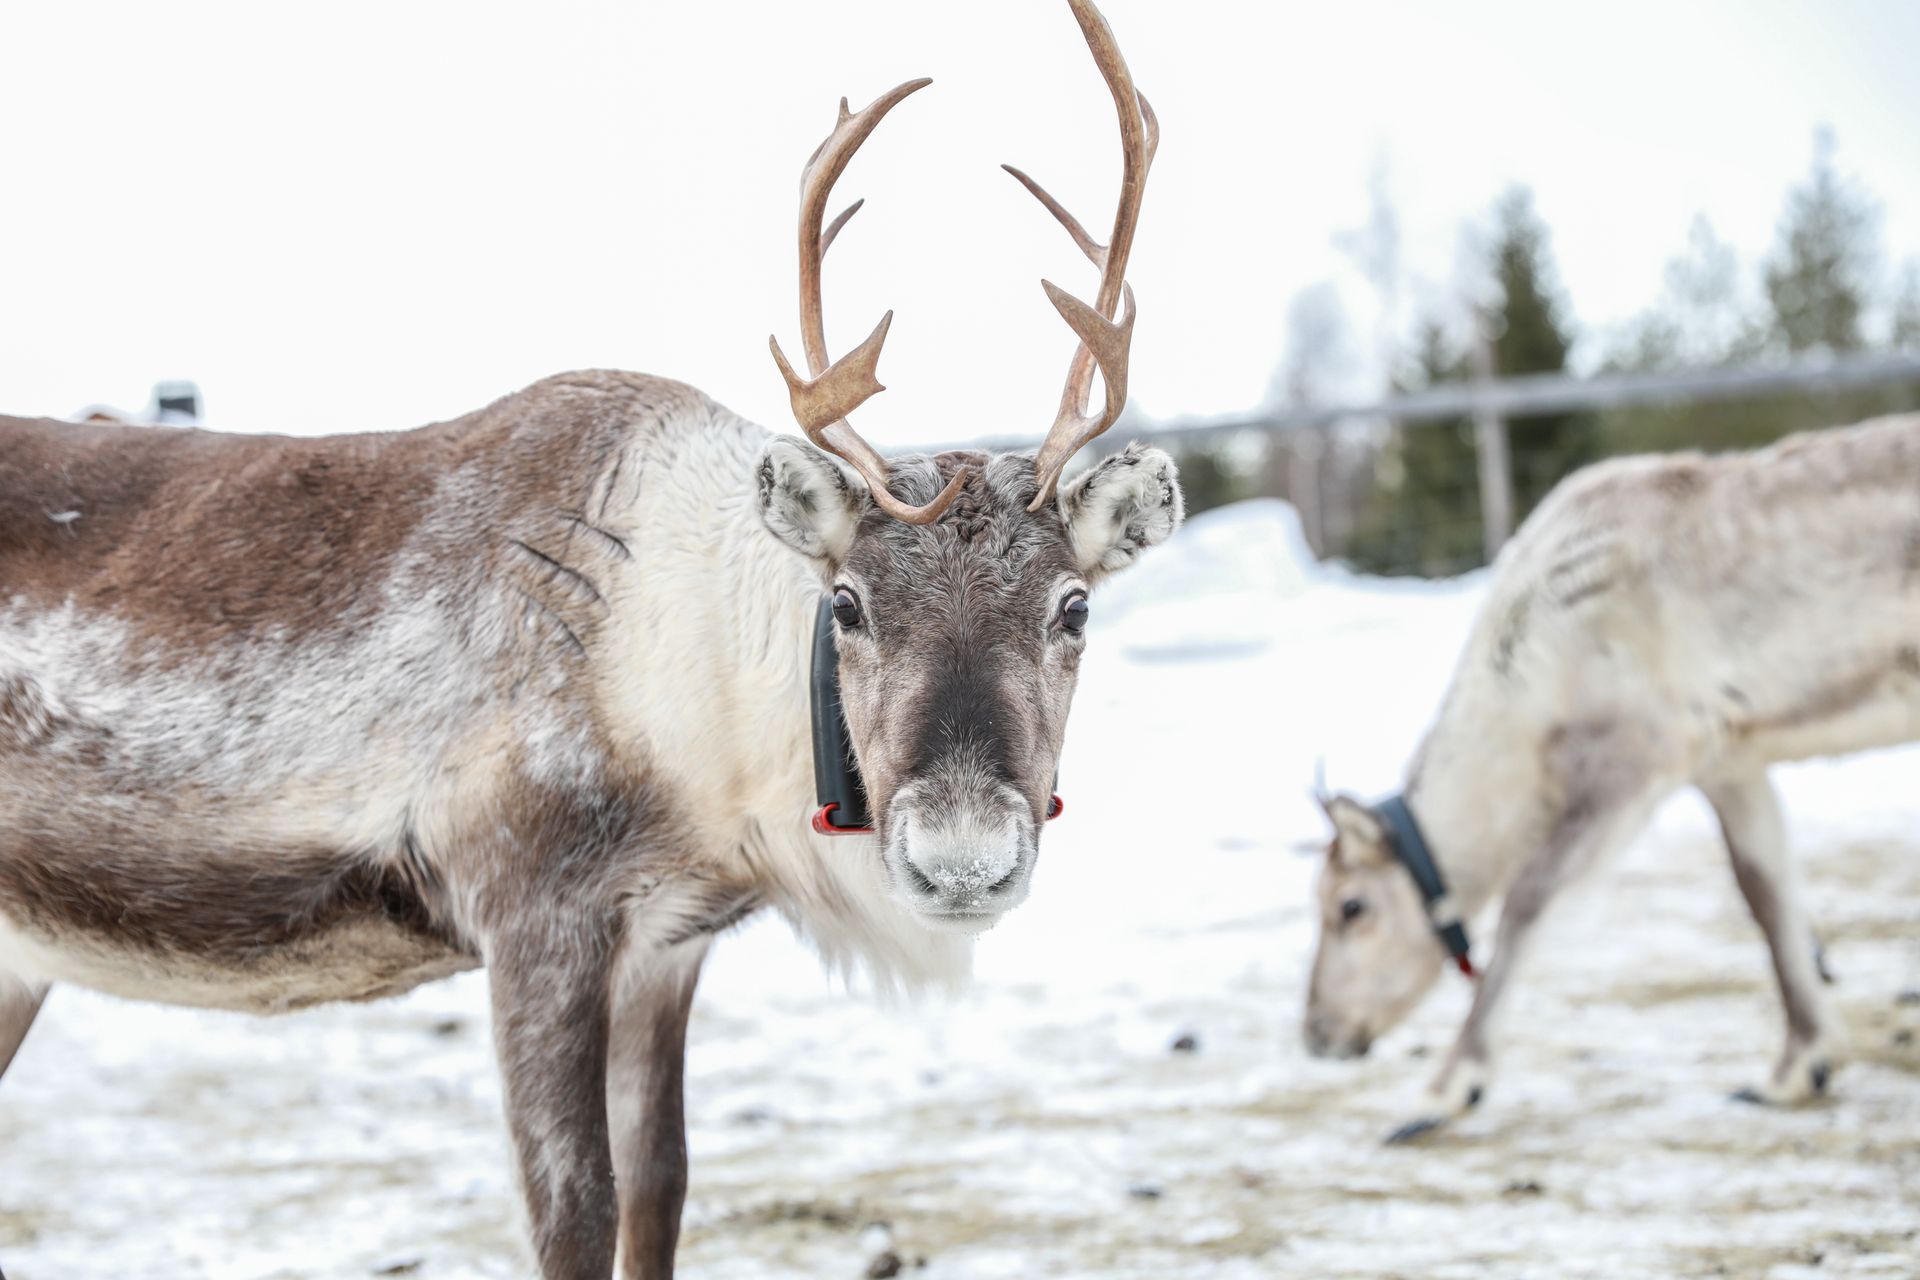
(1168, 132), (1920, 577)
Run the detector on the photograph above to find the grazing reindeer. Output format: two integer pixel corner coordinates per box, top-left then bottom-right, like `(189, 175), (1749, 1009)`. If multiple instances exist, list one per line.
(0, 3), (1180, 1275)
(1303, 414), (1920, 1141)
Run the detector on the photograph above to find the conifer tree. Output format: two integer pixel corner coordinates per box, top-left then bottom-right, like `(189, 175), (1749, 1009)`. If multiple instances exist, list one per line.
(1764, 132), (1877, 354)
(1344, 316), (1482, 576)
(1892, 263), (1920, 352)
(1487, 188), (1595, 518)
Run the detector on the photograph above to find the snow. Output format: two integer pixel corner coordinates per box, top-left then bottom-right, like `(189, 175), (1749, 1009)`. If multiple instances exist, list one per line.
(3, 499), (1917, 1279)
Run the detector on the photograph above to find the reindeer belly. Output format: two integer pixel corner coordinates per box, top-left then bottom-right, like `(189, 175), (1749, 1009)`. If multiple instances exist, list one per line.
(0, 912), (478, 1014)
(0, 836), (479, 1014)
(1719, 654), (1920, 769)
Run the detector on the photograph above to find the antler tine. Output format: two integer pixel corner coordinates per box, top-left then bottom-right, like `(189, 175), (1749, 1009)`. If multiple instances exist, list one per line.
(820, 198), (864, 257)
(768, 77), (969, 526)
(1001, 165), (1104, 268)
(1009, 0), (1157, 511)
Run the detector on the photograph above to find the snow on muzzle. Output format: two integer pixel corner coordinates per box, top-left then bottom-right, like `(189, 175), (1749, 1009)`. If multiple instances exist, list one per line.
(882, 777), (1037, 931)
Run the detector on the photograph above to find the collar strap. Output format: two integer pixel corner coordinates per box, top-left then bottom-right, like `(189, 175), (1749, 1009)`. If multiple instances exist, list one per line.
(810, 596), (872, 833)
(1373, 794), (1476, 978)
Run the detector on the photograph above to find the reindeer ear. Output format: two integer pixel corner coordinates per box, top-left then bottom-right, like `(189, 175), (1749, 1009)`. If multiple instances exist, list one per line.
(1320, 795), (1390, 866)
(1058, 443), (1183, 580)
(757, 436), (869, 565)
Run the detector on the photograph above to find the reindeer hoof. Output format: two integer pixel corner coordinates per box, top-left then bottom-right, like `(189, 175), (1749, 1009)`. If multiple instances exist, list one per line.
(1730, 1086), (1767, 1105)
(1385, 1115), (1448, 1145)
(1735, 1043), (1835, 1105)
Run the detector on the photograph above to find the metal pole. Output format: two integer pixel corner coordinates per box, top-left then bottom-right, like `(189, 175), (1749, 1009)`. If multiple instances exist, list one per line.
(915, 351), (1920, 460)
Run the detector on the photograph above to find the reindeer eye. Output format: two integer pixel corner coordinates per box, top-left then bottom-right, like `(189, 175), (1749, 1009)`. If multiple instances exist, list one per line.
(831, 588), (863, 629)
(1061, 593), (1090, 634)
(1340, 898), (1366, 924)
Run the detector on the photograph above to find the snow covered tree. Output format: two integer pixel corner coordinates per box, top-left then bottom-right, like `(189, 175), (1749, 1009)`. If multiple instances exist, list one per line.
(1605, 216), (1765, 373)
(1266, 281), (1358, 409)
(1764, 131), (1877, 354)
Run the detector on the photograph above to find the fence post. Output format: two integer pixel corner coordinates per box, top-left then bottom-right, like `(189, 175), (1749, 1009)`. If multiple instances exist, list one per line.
(1288, 427), (1327, 556)
(1468, 324), (1514, 560)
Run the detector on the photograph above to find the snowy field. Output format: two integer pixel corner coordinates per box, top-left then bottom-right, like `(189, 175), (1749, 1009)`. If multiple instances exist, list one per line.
(3, 500), (1916, 1279)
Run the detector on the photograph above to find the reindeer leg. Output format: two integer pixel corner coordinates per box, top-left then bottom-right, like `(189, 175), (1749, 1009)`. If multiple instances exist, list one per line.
(0, 975), (47, 1083)
(1700, 768), (1839, 1104)
(487, 920), (621, 1280)
(1390, 752), (1663, 1144)
(608, 943), (706, 1280)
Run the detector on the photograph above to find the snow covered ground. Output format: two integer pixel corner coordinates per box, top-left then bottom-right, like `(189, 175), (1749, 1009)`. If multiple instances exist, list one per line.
(3, 499), (1916, 1279)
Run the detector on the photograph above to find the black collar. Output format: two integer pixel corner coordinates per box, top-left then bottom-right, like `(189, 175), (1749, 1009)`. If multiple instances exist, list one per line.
(1373, 794), (1476, 977)
(809, 596), (873, 834)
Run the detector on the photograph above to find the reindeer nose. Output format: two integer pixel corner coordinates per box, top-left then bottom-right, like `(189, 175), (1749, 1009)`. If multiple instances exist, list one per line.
(902, 837), (1022, 905)
(1304, 1018), (1334, 1059)
(891, 809), (1031, 921)
(1304, 1014), (1369, 1060)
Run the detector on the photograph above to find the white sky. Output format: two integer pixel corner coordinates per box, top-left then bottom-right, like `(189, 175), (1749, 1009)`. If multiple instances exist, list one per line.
(3, 1), (1916, 443)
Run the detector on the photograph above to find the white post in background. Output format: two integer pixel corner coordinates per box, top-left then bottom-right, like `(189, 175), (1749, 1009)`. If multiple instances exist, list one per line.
(1287, 428), (1327, 556)
(1468, 320), (1514, 560)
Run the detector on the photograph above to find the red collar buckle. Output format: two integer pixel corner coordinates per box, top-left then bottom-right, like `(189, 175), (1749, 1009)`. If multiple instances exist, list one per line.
(811, 803), (870, 836)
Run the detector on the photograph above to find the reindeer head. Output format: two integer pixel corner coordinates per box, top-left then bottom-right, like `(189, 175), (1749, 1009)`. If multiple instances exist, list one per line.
(1303, 796), (1447, 1058)
(757, 0), (1180, 932)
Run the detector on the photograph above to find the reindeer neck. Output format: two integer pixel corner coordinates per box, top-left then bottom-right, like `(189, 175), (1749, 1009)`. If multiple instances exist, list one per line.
(1400, 693), (1546, 920)
(589, 408), (820, 844)
(717, 495), (827, 829)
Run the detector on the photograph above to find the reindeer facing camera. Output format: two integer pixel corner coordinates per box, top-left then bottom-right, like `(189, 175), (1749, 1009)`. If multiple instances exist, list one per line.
(0, 3), (1181, 1275)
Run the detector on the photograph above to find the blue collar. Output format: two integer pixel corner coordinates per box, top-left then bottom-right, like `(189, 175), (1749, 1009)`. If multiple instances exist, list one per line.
(1374, 794), (1476, 977)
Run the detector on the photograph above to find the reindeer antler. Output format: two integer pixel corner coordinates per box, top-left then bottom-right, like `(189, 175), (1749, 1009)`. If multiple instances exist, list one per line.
(769, 78), (969, 525)
(1006, 0), (1158, 511)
